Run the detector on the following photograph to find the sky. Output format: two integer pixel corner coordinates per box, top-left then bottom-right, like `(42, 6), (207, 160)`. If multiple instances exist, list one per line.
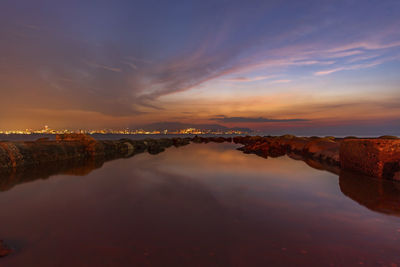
(0, 0), (399, 135)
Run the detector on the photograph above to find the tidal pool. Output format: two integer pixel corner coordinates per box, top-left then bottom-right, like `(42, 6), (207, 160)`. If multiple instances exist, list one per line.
(0, 143), (400, 266)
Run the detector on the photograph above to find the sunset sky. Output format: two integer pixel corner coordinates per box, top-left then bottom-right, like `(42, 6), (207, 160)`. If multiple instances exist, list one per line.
(1, 0), (399, 135)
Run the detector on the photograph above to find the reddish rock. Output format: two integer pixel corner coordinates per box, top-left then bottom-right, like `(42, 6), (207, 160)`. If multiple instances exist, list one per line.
(191, 136), (209, 143)
(340, 139), (400, 180)
(0, 240), (12, 257)
(285, 138), (309, 153)
(56, 133), (95, 142)
(56, 133), (103, 156)
(236, 136), (341, 170)
(209, 137), (229, 143)
(233, 136), (265, 145)
(266, 139), (287, 157)
(0, 135), (141, 172)
(0, 142), (24, 168)
(238, 142), (270, 158)
(304, 139), (340, 165)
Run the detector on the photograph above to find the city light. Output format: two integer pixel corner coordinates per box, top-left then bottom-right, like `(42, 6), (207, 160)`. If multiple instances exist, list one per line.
(0, 126), (248, 135)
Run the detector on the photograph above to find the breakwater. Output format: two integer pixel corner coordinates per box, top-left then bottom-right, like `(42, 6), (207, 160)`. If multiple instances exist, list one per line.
(0, 134), (399, 182)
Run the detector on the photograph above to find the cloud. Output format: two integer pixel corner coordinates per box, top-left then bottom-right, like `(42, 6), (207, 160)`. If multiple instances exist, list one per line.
(327, 40), (400, 53)
(210, 116), (309, 123)
(1, 0), (400, 125)
(83, 60), (122, 73)
(222, 75), (274, 82)
(314, 60), (386, 76)
(270, 79), (291, 84)
(122, 61), (138, 70)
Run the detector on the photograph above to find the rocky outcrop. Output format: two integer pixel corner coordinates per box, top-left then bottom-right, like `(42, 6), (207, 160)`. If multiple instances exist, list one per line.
(1, 134), (400, 181)
(0, 135), (195, 192)
(340, 139), (400, 180)
(236, 136), (341, 167)
(234, 135), (400, 180)
(303, 139), (340, 165)
(0, 134), (194, 175)
(0, 240), (12, 257)
(192, 136), (232, 144)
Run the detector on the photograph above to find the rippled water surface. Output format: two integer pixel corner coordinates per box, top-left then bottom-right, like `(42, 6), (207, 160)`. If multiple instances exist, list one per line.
(1, 143), (400, 266)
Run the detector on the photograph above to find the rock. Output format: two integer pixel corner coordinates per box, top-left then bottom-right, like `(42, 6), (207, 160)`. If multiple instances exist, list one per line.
(378, 135), (398, 139)
(0, 145), (12, 169)
(209, 137), (227, 143)
(285, 138), (309, 153)
(238, 142), (270, 158)
(344, 136), (358, 139)
(0, 240), (12, 257)
(0, 135), (155, 172)
(172, 137), (190, 147)
(36, 137), (50, 142)
(233, 136), (245, 144)
(340, 139), (400, 180)
(191, 136), (209, 143)
(56, 133), (103, 156)
(233, 136), (264, 145)
(280, 134), (296, 139)
(56, 133), (95, 142)
(303, 139), (340, 165)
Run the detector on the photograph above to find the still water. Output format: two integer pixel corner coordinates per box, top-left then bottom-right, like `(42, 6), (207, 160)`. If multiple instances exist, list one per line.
(0, 143), (400, 266)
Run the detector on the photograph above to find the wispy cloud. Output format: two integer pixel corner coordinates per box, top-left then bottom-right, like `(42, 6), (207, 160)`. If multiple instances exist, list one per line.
(314, 59), (390, 76)
(122, 61), (138, 70)
(84, 60), (122, 73)
(210, 115), (308, 123)
(222, 75), (274, 82)
(1, 0), (400, 122)
(270, 79), (291, 84)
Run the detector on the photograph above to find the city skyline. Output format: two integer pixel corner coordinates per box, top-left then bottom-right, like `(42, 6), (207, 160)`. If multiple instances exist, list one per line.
(1, 0), (400, 136)
(0, 124), (250, 135)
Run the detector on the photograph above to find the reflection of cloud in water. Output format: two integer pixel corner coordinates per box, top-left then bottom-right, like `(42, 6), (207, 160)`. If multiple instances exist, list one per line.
(1, 143), (400, 265)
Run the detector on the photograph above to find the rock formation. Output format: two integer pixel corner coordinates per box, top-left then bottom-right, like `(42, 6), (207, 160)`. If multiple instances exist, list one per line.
(235, 136), (341, 167)
(0, 134), (192, 176)
(1, 134), (400, 181)
(340, 139), (400, 180)
(233, 135), (400, 180)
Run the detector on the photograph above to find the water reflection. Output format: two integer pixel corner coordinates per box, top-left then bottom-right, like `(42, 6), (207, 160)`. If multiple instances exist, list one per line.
(0, 158), (104, 192)
(1, 143), (399, 216)
(340, 171), (400, 217)
(0, 143), (400, 266)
